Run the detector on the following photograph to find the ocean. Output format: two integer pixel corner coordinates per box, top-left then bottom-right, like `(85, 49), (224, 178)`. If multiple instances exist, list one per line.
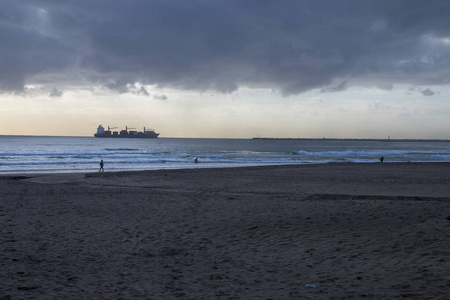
(1, 136), (450, 174)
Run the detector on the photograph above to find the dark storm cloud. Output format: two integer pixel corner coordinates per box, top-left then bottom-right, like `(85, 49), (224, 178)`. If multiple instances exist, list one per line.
(2, 0), (450, 95)
(0, 0), (76, 91)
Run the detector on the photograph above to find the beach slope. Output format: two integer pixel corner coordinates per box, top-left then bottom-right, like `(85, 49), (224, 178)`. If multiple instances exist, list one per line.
(1, 163), (450, 299)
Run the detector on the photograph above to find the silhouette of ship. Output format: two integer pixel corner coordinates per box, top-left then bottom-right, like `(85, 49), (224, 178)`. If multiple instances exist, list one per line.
(94, 125), (159, 138)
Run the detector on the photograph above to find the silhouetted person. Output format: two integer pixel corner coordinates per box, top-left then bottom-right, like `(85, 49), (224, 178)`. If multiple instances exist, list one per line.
(194, 157), (198, 163)
(99, 159), (104, 172)
(379, 156), (384, 163)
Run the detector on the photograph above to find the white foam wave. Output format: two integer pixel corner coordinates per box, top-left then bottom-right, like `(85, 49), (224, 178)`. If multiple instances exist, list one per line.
(295, 150), (433, 156)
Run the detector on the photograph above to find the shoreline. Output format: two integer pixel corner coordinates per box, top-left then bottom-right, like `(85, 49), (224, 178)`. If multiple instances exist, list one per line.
(2, 162), (449, 298)
(2, 160), (450, 177)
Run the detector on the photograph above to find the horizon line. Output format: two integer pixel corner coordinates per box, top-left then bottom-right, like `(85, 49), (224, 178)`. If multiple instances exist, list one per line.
(1, 134), (450, 142)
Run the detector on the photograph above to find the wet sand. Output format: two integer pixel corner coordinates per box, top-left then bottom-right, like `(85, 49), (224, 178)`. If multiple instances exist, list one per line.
(1, 163), (450, 299)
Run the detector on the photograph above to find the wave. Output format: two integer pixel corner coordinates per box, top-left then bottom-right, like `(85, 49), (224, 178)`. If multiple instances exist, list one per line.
(194, 154), (226, 158)
(0, 150), (161, 157)
(104, 148), (140, 151)
(1, 151), (107, 157)
(294, 150), (445, 156)
(2, 136), (450, 174)
(431, 154), (450, 159)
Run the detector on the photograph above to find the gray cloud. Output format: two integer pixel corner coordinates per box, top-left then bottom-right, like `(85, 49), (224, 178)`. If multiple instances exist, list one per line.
(421, 88), (436, 96)
(129, 85), (149, 96)
(137, 87), (149, 96)
(407, 87), (438, 96)
(376, 84), (394, 91)
(49, 88), (63, 98)
(2, 0), (450, 96)
(320, 81), (347, 93)
(153, 94), (168, 101)
(104, 79), (130, 94)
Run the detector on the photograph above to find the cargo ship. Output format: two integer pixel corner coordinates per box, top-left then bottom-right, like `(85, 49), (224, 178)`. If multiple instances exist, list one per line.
(94, 125), (159, 138)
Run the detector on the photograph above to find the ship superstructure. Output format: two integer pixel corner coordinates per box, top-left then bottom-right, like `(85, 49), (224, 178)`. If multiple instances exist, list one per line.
(94, 125), (159, 138)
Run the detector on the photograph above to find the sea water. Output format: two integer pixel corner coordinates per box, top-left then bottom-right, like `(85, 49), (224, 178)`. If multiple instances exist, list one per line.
(1, 136), (450, 173)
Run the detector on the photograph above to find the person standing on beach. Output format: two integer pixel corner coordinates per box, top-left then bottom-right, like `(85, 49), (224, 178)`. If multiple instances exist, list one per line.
(379, 156), (384, 163)
(99, 159), (104, 172)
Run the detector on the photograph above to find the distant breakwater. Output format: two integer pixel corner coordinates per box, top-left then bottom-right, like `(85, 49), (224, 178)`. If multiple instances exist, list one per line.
(252, 137), (450, 142)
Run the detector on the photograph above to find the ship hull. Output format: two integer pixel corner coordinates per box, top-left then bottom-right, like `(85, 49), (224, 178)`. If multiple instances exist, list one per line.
(94, 133), (159, 138)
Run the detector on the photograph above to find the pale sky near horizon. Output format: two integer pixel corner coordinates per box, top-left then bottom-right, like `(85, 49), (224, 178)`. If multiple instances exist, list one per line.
(1, 0), (450, 139)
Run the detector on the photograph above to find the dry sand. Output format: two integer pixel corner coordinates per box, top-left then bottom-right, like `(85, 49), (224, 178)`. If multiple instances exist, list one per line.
(1, 163), (450, 299)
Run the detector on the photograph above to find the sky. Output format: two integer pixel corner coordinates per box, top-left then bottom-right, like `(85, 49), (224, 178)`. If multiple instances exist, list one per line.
(1, 0), (450, 139)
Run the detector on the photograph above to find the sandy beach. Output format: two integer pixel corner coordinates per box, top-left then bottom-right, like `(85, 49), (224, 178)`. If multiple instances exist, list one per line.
(1, 163), (450, 299)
